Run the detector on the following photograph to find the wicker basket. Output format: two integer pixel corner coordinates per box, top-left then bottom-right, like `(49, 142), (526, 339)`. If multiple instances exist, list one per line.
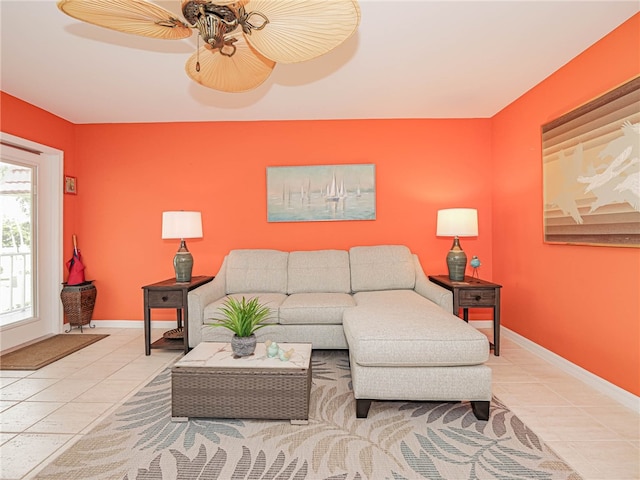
(60, 282), (97, 327)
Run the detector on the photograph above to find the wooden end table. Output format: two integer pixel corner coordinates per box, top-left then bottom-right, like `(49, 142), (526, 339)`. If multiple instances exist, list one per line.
(142, 276), (214, 355)
(428, 275), (502, 356)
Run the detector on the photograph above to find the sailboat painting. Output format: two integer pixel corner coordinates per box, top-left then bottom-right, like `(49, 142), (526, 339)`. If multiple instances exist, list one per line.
(267, 164), (376, 222)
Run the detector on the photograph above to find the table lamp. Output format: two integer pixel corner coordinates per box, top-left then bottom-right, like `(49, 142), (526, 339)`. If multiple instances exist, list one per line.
(436, 208), (478, 281)
(162, 211), (203, 283)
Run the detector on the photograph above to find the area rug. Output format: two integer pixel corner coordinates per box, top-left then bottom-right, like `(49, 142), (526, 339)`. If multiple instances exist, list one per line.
(0, 334), (108, 370)
(34, 351), (581, 480)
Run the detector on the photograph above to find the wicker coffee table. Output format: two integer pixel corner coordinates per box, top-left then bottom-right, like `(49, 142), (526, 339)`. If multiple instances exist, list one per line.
(171, 342), (312, 424)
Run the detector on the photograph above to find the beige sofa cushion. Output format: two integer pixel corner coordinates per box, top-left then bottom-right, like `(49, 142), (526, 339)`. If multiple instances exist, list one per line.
(203, 293), (286, 325)
(349, 245), (415, 292)
(279, 292), (355, 325)
(287, 250), (351, 294)
(344, 290), (489, 367)
(226, 249), (288, 294)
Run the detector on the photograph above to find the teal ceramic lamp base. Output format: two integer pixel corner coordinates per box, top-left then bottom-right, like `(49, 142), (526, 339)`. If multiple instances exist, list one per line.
(446, 236), (467, 282)
(173, 240), (193, 283)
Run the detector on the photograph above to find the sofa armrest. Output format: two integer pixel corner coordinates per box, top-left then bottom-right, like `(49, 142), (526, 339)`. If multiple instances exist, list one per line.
(412, 255), (453, 313)
(187, 256), (227, 347)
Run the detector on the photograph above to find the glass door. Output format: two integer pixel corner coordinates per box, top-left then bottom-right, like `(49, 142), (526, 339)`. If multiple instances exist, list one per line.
(0, 137), (61, 351)
(0, 159), (35, 327)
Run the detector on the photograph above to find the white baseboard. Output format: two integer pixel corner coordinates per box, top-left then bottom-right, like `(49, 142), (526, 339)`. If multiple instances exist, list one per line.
(469, 320), (493, 329)
(95, 320), (639, 413)
(502, 327), (639, 413)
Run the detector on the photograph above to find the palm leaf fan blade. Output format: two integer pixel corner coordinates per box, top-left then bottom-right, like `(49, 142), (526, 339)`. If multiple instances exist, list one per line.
(242, 0), (360, 64)
(57, 0), (192, 40)
(185, 37), (275, 93)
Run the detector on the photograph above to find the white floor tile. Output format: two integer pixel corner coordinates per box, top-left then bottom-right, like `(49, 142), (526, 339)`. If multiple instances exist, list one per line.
(0, 378), (20, 388)
(0, 371), (32, 379)
(0, 401), (65, 433)
(73, 378), (142, 403)
(550, 380), (623, 407)
(27, 378), (101, 402)
(25, 402), (112, 434)
(0, 432), (16, 446)
(493, 382), (573, 407)
(26, 363), (84, 379)
(511, 405), (621, 441)
(579, 405), (640, 440)
(67, 361), (129, 379)
(489, 363), (538, 383)
(0, 401), (18, 414)
(0, 378), (60, 401)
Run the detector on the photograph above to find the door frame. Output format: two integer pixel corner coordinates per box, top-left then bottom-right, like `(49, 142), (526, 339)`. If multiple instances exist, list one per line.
(0, 132), (63, 350)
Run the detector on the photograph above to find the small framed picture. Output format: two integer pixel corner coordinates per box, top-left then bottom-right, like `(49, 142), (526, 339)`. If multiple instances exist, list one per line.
(64, 175), (77, 195)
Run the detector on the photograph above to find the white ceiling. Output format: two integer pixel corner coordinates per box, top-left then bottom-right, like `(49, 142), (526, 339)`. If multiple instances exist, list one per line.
(1, 1), (638, 124)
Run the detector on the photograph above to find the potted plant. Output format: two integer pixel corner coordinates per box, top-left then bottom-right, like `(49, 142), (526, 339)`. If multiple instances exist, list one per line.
(209, 296), (271, 357)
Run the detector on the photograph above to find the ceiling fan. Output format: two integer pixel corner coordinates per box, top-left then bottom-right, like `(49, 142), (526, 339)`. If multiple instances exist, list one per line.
(57, 0), (361, 93)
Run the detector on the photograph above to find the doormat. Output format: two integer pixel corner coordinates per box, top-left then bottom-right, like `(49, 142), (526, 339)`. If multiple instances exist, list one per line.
(0, 334), (109, 370)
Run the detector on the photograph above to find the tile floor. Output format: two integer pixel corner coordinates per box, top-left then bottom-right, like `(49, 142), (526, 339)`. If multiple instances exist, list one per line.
(0, 328), (638, 480)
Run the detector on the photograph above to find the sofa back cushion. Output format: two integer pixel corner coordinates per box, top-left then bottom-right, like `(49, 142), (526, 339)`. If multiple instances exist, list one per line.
(349, 245), (415, 292)
(287, 250), (351, 294)
(226, 249), (289, 294)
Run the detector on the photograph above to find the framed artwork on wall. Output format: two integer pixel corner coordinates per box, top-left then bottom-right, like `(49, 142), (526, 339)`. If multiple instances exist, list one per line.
(64, 175), (77, 195)
(266, 164), (376, 222)
(542, 76), (639, 247)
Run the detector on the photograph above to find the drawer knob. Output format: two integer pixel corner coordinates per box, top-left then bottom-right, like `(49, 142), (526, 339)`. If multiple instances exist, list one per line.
(475, 295), (481, 301)
(162, 295), (169, 302)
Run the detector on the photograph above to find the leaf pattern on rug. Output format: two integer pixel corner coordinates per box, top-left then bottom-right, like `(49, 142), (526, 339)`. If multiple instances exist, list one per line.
(312, 350), (351, 381)
(34, 351), (582, 480)
(34, 421), (133, 479)
(401, 424), (565, 479)
(115, 368), (245, 452)
(253, 377), (413, 478)
(399, 397), (513, 437)
(510, 415), (544, 451)
(124, 444), (309, 480)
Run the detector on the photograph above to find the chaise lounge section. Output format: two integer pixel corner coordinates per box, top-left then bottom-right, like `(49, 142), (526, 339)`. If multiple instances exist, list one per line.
(188, 245), (492, 419)
(343, 290), (491, 419)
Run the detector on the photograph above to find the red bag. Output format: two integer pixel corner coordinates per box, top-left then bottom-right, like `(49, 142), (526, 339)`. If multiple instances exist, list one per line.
(66, 235), (86, 285)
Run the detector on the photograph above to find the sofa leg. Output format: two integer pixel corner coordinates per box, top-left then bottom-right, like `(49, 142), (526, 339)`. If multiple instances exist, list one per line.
(356, 399), (372, 418)
(471, 400), (490, 420)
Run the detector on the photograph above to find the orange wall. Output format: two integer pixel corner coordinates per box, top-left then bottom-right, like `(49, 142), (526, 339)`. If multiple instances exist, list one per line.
(72, 119), (492, 321)
(491, 14), (640, 396)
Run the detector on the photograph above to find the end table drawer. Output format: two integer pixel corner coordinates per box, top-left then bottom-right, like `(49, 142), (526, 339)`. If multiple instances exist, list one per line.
(147, 290), (183, 308)
(459, 289), (496, 306)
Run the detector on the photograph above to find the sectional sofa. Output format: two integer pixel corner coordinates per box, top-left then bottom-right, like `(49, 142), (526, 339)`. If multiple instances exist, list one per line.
(187, 245), (492, 419)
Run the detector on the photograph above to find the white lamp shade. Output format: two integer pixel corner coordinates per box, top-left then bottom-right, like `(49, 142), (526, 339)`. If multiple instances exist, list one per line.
(162, 211), (203, 239)
(436, 208), (478, 237)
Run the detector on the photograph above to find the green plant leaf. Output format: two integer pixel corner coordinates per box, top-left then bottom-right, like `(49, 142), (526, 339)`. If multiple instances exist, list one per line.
(207, 296), (272, 337)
